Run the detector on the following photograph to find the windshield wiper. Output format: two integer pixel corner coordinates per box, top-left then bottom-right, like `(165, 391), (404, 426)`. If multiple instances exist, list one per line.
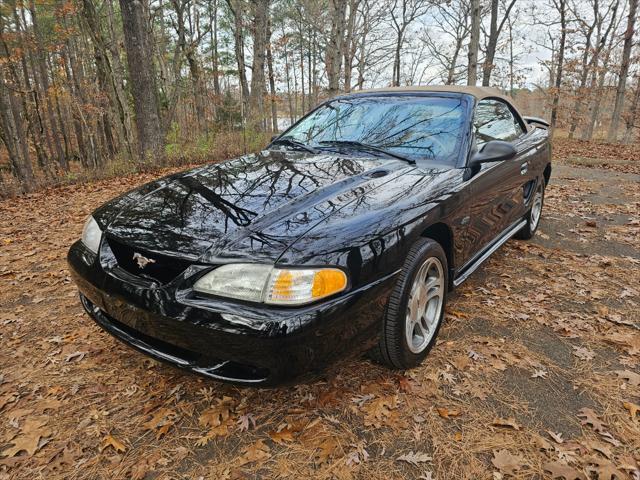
(317, 140), (415, 164)
(270, 137), (318, 154)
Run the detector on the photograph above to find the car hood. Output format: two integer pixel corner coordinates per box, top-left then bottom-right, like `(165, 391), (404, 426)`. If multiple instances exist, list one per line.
(97, 149), (426, 262)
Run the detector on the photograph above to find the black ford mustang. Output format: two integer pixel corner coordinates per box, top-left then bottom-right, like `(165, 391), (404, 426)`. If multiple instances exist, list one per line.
(68, 86), (551, 386)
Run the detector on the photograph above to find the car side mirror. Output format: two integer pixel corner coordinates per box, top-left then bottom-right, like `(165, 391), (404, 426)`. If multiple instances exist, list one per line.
(469, 140), (517, 166)
(270, 135), (278, 142)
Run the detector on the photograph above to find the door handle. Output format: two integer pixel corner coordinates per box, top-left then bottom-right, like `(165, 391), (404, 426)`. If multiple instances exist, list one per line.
(520, 162), (528, 175)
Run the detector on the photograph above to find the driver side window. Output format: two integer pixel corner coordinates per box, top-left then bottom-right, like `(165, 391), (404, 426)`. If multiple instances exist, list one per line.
(474, 99), (523, 148)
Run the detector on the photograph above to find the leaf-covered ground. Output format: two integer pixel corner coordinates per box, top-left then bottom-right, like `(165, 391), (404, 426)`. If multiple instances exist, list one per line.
(0, 154), (638, 479)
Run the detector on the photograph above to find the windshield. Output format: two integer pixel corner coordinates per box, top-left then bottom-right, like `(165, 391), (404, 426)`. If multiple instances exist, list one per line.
(279, 95), (466, 163)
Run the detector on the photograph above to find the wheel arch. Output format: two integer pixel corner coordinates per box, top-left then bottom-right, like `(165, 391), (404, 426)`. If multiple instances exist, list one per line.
(420, 222), (455, 289)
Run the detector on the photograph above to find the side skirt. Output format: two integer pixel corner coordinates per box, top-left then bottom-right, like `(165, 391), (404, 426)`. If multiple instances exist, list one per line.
(453, 219), (527, 287)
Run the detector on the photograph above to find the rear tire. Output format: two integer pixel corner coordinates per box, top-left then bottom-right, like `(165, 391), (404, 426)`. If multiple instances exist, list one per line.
(372, 238), (448, 369)
(515, 180), (545, 240)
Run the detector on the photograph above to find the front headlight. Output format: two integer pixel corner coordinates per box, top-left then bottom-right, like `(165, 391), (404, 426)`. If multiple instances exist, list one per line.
(81, 216), (102, 254)
(193, 264), (348, 306)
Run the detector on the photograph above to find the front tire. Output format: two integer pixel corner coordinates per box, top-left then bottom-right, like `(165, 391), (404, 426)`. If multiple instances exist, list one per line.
(515, 180), (545, 240)
(373, 238), (448, 369)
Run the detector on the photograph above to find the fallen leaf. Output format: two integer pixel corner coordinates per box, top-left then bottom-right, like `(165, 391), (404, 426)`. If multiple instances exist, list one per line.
(534, 434), (554, 451)
(199, 397), (233, 429)
(450, 355), (470, 370)
(143, 408), (177, 439)
(577, 408), (607, 433)
(0, 392), (18, 411)
(622, 401), (640, 420)
(446, 309), (469, 320)
(100, 434), (126, 453)
(531, 369), (548, 378)
(583, 439), (612, 459)
(492, 417), (521, 430)
(237, 413), (256, 432)
(195, 416), (233, 446)
(598, 431), (621, 447)
(547, 430), (564, 443)
(543, 461), (587, 479)
(236, 440), (270, 466)
(573, 346), (595, 361)
(362, 395), (398, 427)
(614, 370), (640, 386)
(35, 398), (63, 413)
(268, 426), (294, 444)
(64, 351), (87, 362)
(315, 437), (340, 464)
(437, 407), (461, 419)
(491, 449), (525, 475)
(586, 456), (625, 480)
(396, 375), (414, 392)
(1, 417), (52, 457)
(396, 451), (432, 466)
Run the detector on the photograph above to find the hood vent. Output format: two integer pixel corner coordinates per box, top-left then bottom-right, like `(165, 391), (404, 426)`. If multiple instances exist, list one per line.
(367, 169), (389, 178)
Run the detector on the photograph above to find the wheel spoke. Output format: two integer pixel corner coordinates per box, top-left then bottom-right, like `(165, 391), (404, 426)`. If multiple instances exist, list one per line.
(426, 286), (441, 302)
(425, 275), (439, 290)
(413, 321), (426, 341)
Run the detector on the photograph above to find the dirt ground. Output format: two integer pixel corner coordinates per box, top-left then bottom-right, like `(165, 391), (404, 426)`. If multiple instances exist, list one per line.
(0, 155), (638, 479)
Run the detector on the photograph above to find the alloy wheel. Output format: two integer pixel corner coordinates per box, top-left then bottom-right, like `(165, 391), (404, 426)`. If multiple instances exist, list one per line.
(530, 185), (543, 230)
(405, 257), (445, 354)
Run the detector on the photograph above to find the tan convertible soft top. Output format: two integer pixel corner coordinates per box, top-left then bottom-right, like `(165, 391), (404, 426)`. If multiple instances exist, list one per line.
(349, 85), (512, 102)
(345, 85), (528, 131)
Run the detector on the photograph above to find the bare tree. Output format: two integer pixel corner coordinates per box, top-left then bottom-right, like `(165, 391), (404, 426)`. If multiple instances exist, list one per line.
(550, 0), (568, 130)
(607, 0), (638, 141)
(567, 0), (619, 139)
(481, 0), (518, 86)
(422, 0), (471, 85)
(390, 0), (431, 86)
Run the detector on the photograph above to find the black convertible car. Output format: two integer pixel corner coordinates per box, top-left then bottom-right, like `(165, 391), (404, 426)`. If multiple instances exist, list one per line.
(68, 86), (551, 386)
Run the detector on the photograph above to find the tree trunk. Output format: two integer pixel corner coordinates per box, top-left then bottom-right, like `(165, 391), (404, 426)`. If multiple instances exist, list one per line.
(447, 36), (464, 85)
(568, 7), (601, 139)
(228, 0), (250, 112)
(106, 0), (134, 156)
(266, 18), (278, 133)
(30, 0), (67, 170)
(186, 51), (206, 132)
(481, 0), (517, 86)
(0, 70), (35, 191)
(119, 0), (164, 163)
(343, 0), (359, 92)
(209, 0), (221, 120)
(607, 0), (638, 142)
(550, 0), (567, 131)
(11, 6), (49, 172)
(326, 0), (347, 95)
(248, 0), (269, 131)
(282, 28), (295, 125)
(467, 0), (481, 85)
(583, 5), (620, 141)
(393, 27), (404, 86)
(622, 76), (640, 143)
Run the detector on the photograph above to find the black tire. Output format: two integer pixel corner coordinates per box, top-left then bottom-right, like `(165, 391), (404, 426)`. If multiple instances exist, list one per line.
(515, 179), (545, 240)
(372, 238), (448, 369)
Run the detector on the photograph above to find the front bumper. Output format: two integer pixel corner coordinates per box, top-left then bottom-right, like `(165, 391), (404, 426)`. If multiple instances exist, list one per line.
(68, 241), (396, 386)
